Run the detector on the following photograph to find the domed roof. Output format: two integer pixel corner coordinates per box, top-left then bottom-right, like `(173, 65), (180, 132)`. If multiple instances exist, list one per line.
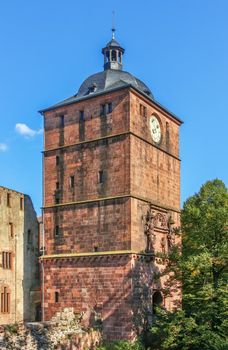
(105, 38), (122, 48)
(39, 31), (156, 112)
(77, 69), (154, 99)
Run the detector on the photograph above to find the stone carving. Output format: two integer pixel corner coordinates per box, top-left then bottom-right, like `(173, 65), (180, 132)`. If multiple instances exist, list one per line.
(154, 212), (167, 229)
(167, 215), (175, 250)
(160, 237), (166, 253)
(143, 204), (156, 253)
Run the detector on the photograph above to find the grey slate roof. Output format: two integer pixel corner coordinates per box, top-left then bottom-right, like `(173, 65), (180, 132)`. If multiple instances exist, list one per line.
(77, 70), (154, 99)
(39, 69), (183, 124)
(105, 38), (122, 47)
(43, 69), (154, 111)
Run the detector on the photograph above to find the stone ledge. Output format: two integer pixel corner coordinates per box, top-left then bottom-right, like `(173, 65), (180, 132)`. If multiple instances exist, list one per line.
(43, 193), (180, 213)
(39, 250), (155, 261)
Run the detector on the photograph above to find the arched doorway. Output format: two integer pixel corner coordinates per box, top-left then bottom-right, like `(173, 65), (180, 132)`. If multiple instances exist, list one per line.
(152, 291), (163, 314)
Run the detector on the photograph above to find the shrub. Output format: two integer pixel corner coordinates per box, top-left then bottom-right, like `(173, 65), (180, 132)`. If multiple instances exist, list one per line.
(96, 339), (145, 350)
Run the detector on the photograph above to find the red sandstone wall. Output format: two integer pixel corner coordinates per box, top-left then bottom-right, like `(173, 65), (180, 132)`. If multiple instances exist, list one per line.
(42, 87), (182, 341)
(129, 91), (180, 158)
(130, 136), (180, 210)
(129, 91), (180, 211)
(44, 90), (130, 151)
(43, 255), (134, 340)
(44, 198), (131, 255)
(44, 136), (130, 206)
(42, 254), (163, 340)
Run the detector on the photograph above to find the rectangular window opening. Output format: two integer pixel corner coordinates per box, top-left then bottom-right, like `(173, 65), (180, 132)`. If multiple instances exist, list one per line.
(55, 225), (60, 237)
(7, 193), (11, 207)
(79, 110), (84, 122)
(98, 170), (104, 184)
(70, 176), (75, 188)
(28, 229), (32, 244)
(9, 223), (13, 238)
(140, 104), (147, 117)
(100, 104), (106, 116)
(8, 253), (12, 269)
(1, 286), (11, 313)
(55, 291), (59, 303)
(2, 252), (12, 270)
(1, 293), (3, 313)
(56, 156), (60, 166)
(143, 106), (147, 117)
(56, 182), (59, 189)
(20, 197), (24, 210)
(60, 115), (64, 127)
(108, 102), (112, 113)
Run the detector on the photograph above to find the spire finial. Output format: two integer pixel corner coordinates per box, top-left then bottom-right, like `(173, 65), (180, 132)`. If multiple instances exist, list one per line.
(112, 10), (116, 39)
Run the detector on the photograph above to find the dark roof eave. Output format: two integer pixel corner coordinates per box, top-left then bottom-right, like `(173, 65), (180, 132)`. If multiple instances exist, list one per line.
(39, 84), (133, 114)
(38, 84), (183, 124)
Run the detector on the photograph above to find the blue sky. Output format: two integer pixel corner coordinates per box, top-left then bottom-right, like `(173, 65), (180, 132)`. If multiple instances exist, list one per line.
(0, 0), (227, 215)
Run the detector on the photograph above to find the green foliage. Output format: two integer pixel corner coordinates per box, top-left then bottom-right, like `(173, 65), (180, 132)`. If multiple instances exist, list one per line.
(4, 322), (19, 335)
(149, 308), (228, 350)
(148, 179), (228, 349)
(96, 339), (145, 350)
(181, 180), (228, 332)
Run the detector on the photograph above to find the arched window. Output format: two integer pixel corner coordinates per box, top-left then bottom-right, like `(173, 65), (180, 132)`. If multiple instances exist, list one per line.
(111, 50), (117, 61)
(106, 51), (110, 63)
(1, 286), (10, 313)
(118, 51), (122, 63)
(152, 291), (163, 314)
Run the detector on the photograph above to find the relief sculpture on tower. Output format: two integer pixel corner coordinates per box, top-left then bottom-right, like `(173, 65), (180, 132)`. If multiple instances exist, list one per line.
(143, 204), (156, 253)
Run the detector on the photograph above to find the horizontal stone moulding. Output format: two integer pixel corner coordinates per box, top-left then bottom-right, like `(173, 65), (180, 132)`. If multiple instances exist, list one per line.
(39, 250), (155, 261)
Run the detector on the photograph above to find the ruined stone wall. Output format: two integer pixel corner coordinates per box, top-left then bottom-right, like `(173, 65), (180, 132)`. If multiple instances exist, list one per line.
(23, 195), (40, 322)
(0, 308), (101, 349)
(0, 187), (40, 324)
(0, 187), (25, 324)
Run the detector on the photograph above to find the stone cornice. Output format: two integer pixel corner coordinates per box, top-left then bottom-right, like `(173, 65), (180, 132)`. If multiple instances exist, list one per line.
(43, 193), (180, 213)
(39, 250), (154, 260)
(43, 131), (128, 153)
(43, 131), (181, 162)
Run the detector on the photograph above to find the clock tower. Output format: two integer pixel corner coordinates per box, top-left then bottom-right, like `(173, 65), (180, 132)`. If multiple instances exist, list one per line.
(40, 30), (182, 340)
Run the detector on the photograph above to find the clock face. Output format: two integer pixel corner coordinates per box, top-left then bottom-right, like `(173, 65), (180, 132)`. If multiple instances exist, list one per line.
(150, 116), (161, 143)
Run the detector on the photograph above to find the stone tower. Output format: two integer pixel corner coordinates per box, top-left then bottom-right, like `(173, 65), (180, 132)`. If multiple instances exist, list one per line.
(40, 30), (182, 340)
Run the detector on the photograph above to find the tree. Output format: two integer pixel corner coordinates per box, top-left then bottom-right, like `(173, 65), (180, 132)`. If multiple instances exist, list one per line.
(149, 179), (228, 350)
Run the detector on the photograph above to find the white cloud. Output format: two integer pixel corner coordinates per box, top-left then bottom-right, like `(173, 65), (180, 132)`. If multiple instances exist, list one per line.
(0, 143), (8, 152)
(15, 123), (43, 138)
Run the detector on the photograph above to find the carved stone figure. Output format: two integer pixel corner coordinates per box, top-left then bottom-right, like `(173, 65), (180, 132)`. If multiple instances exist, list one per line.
(160, 237), (166, 253)
(167, 215), (175, 250)
(144, 204), (156, 253)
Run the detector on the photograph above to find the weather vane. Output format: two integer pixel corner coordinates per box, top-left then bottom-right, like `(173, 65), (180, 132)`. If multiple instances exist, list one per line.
(112, 10), (116, 39)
